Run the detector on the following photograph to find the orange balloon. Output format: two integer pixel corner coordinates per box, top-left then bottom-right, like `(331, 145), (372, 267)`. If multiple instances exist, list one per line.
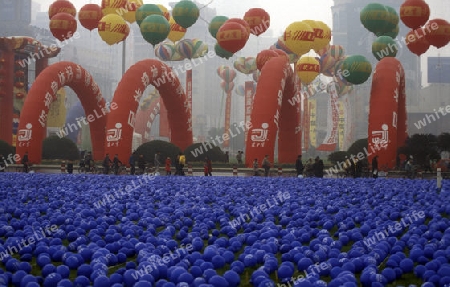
(256, 49), (279, 71)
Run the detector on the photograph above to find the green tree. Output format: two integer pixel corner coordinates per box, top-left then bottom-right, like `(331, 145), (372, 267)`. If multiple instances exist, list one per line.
(328, 151), (350, 165)
(0, 140), (15, 158)
(403, 134), (439, 165)
(134, 140), (181, 166)
(347, 138), (368, 156)
(437, 132), (450, 152)
(185, 143), (227, 163)
(42, 136), (79, 160)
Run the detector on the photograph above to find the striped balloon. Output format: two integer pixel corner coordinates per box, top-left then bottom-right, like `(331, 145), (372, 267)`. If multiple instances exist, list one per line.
(175, 39), (194, 59)
(155, 41), (176, 61)
(328, 45), (345, 60)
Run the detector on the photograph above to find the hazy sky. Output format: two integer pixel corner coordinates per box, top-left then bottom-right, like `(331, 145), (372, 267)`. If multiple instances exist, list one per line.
(38, 0), (334, 34)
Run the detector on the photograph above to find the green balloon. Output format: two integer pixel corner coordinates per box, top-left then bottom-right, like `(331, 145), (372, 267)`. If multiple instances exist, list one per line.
(209, 16), (229, 39)
(136, 4), (163, 26)
(215, 43), (233, 59)
(382, 24), (399, 38)
(342, 55), (372, 85)
(384, 6), (399, 33)
(360, 3), (389, 36)
(372, 36), (398, 61)
(172, 0), (199, 29)
(140, 15), (170, 46)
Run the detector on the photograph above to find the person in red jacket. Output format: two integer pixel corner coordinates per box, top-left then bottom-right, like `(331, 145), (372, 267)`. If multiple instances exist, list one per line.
(165, 157), (172, 176)
(204, 156), (212, 176)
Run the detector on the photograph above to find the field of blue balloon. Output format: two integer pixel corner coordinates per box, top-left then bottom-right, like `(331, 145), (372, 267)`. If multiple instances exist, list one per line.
(0, 173), (449, 286)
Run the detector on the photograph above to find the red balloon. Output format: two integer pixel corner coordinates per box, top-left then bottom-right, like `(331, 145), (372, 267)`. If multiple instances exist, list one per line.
(79, 4), (103, 31)
(217, 21), (249, 53)
(256, 49), (280, 71)
(424, 19), (450, 48)
(226, 18), (250, 40)
(400, 0), (430, 29)
(50, 12), (78, 41)
(48, 0), (77, 19)
(244, 8), (270, 36)
(405, 28), (430, 56)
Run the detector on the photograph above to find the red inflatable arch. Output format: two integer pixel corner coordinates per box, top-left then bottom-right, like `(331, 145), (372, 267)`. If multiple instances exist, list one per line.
(245, 56), (302, 167)
(16, 61), (108, 163)
(105, 59), (192, 161)
(368, 57), (407, 169)
(134, 94), (170, 143)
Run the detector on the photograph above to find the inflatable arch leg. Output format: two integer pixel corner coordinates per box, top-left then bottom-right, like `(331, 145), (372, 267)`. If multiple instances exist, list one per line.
(245, 57), (301, 167)
(134, 98), (170, 143)
(104, 59), (192, 162)
(368, 57), (407, 169)
(16, 61), (108, 163)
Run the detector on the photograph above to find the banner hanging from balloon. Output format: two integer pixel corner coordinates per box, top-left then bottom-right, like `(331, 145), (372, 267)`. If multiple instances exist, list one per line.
(309, 98), (317, 148)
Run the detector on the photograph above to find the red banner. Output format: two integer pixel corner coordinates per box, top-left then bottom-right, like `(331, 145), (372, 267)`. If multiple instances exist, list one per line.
(223, 91), (232, 147)
(303, 92), (310, 151)
(244, 81), (254, 143)
(316, 81), (339, 151)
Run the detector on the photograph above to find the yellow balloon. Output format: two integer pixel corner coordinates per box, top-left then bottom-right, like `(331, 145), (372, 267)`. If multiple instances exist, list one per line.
(98, 14), (130, 45)
(157, 4), (170, 21)
(167, 16), (186, 42)
(314, 21), (332, 54)
(102, 0), (127, 16)
(122, 0), (143, 23)
(295, 56), (320, 84)
(283, 21), (315, 56)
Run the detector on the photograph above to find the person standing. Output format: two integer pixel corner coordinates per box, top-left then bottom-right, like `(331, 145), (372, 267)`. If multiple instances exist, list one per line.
(372, 155), (379, 178)
(295, 155), (304, 177)
(236, 151), (243, 165)
(154, 151), (161, 172)
(313, 156), (324, 178)
(204, 156), (212, 176)
(67, 160), (74, 174)
(84, 151), (93, 172)
(22, 151), (29, 173)
(138, 154), (146, 174)
(262, 155), (270, 177)
(0, 154), (5, 172)
(355, 158), (363, 178)
(129, 152), (136, 175)
(165, 157), (172, 176)
(103, 154), (112, 174)
(113, 154), (122, 175)
(178, 152), (186, 176)
(253, 159), (259, 176)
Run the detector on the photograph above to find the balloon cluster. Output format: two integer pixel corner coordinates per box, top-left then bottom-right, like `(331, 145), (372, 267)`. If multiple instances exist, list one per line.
(210, 8), (271, 59)
(217, 66), (236, 94)
(233, 57), (257, 75)
(400, 0), (450, 56)
(283, 20), (331, 57)
(154, 39), (208, 61)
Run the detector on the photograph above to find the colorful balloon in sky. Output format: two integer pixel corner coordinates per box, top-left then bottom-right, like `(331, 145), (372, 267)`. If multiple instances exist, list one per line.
(135, 4), (162, 26)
